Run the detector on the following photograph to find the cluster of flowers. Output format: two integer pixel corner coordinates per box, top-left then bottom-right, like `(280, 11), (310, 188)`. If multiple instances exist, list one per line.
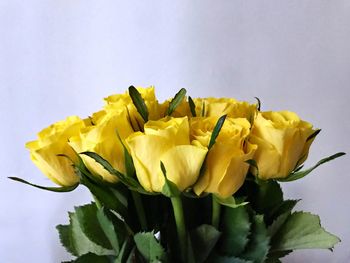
(20, 86), (345, 263)
(26, 86), (316, 197)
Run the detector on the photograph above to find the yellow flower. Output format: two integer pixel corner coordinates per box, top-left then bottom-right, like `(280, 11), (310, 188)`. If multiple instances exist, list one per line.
(193, 97), (257, 122)
(104, 86), (162, 131)
(192, 117), (257, 198)
(69, 109), (134, 183)
(126, 117), (208, 192)
(26, 116), (85, 186)
(249, 111), (316, 180)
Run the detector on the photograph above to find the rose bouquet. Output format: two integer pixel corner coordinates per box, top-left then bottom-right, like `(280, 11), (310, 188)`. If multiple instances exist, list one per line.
(11, 86), (345, 263)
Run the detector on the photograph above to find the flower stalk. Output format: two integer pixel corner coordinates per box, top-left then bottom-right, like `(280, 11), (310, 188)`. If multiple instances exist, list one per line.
(171, 196), (187, 262)
(212, 195), (221, 229)
(131, 191), (148, 230)
(93, 195), (102, 209)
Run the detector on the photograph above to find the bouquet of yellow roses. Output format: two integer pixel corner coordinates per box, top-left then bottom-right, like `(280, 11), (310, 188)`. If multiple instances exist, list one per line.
(12, 86), (345, 263)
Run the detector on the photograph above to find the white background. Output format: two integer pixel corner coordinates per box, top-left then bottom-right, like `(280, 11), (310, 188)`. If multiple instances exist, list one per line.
(1, 1), (349, 262)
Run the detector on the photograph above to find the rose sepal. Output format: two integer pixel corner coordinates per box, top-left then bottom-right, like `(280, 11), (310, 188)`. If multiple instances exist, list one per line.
(278, 152), (345, 182)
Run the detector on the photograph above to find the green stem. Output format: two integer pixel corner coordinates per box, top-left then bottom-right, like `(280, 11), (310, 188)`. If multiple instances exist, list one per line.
(131, 191), (147, 230)
(93, 195), (102, 209)
(212, 195), (221, 229)
(171, 196), (187, 262)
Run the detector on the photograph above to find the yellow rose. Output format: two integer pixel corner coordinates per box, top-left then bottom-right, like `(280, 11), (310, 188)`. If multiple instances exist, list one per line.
(69, 109), (134, 183)
(104, 86), (163, 131)
(126, 117), (208, 192)
(193, 98), (257, 122)
(192, 117), (257, 198)
(249, 111), (316, 180)
(26, 116), (85, 186)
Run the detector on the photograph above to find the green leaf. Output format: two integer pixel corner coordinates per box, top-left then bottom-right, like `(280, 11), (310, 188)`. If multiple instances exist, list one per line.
(110, 187), (128, 208)
(188, 96), (196, 117)
(78, 173), (129, 219)
(8, 177), (79, 192)
(252, 180), (283, 216)
(208, 115), (227, 150)
(74, 157), (129, 215)
(167, 88), (187, 116)
(267, 212), (290, 238)
(97, 208), (124, 255)
(267, 199), (299, 224)
(116, 131), (136, 178)
(254, 97), (261, 111)
(270, 212), (340, 251)
(63, 253), (114, 263)
(190, 224), (221, 263)
(307, 129), (321, 142)
(134, 232), (167, 262)
(81, 152), (121, 179)
(57, 224), (77, 256)
(124, 147), (135, 178)
(214, 195), (249, 209)
(73, 154), (112, 187)
(201, 100), (206, 116)
(69, 211), (114, 256)
(278, 152), (346, 182)
(293, 165), (304, 173)
(220, 206), (251, 256)
(58, 211), (113, 257)
(75, 203), (112, 250)
(81, 151), (153, 195)
(128, 85), (149, 122)
(241, 215), (270, 263)
(160, 162), (180, 197)
(89, 184), (128, 217)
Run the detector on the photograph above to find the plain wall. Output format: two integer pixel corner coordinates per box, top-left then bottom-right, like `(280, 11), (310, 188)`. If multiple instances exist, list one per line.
(1, 1), (349, 262)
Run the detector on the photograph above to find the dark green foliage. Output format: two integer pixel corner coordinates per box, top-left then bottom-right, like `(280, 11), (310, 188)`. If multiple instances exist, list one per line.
(57, 210), (113, 257)
(240, 215), (270, 263)
(270, 212), (340, 251)
(57, 224), (77, 256)
(80, 174), (129, 220)
(167, 88), (187, 116)
(75, 204), (112, 249)
(57, 177), (340, 263)
(254, 97), (261, 111)
(220, 206), (250, 257)
(188, 96), (196, 117)
(208, 115), (227, 150)
(97, 208), (124, 254)
(81, 151), (155, 195)
(190, 224), (221, 263)
(278, 152), (345, 182)
(128, 86), (149, 122)
(134, 232), (167, 262)
(8, 177), (79, 192)
(307, 129), (321, 142)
